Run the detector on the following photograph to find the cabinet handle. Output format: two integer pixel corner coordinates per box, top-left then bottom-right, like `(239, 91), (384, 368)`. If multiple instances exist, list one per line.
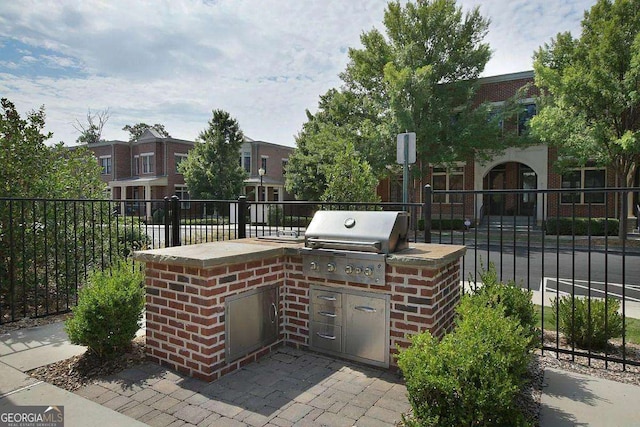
(316, 332), (336, 340)
(354, 306), (376, 313)
(317, 295), (337, 301)
(318, 311), (336, 318)
(270, 303), (277, 323)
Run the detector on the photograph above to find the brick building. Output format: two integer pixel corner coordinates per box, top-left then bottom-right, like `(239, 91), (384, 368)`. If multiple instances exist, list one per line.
(85, 129), (293, 219)
(378, 70), (640, 225)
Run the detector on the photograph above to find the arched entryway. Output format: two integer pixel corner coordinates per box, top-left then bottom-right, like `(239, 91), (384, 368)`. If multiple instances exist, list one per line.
(483, 162), (537, 217)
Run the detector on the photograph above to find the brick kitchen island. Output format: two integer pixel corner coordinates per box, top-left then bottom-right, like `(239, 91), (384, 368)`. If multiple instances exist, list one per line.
(133, 239), (465, 382)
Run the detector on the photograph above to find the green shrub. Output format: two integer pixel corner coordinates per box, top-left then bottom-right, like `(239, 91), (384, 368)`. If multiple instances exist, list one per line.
(418, 218), (469, 231)
(151, 208), (165, 224)
(116, 219), (150, 258)
(65, 261), (145, 359)
(398, 297), (532, 426)
(545, 217), (618, 236)
(267, 205), (284, 226)
(473, 263), (538, 348)
(551, 295), (623, 349)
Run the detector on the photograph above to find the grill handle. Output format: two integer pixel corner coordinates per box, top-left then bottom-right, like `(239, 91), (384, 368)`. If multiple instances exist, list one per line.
(306, 238), (382, 252)
(316, 332), (336, 340)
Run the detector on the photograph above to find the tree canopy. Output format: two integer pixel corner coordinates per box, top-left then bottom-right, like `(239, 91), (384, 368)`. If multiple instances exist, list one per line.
(74, 108), (110, 144)
(179, 109), (246, 200)
(321, 142), (381, 204)
(123, 123), (171, 141)
(286, 0), (512, 200)
(531, 0), (640, 186)
(0, 98), (104, 199)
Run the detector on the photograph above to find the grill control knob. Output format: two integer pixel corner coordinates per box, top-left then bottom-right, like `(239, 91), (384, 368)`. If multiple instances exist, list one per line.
(345, 265), (353, 274)
(364, 267), (373, 276)
(327, 263), (336, 272)
(355, 267), (362, 274)
(310, 261), (319, 271)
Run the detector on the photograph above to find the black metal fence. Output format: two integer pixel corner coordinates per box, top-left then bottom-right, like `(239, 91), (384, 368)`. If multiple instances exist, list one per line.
(1, 188), (639, 371)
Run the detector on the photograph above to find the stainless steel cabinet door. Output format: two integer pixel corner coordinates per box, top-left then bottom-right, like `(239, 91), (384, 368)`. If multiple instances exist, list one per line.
(344, 293), (387, 365)
(225, 285), (279, 362)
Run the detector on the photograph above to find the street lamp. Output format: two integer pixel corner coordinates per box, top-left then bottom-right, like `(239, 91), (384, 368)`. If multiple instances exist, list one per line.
(258, 167), (265, 201)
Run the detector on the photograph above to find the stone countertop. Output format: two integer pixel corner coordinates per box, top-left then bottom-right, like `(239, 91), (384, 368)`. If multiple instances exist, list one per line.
(388, 244), (466, 268)
(132, 238), (303, 269)
(133, 238), (465, 269)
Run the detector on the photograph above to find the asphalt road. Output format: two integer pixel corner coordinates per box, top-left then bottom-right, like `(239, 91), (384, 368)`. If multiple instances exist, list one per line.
(461, 244), (640, 303)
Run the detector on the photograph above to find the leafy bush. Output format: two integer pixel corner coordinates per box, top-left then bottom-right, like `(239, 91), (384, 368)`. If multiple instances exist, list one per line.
(151, 208), (165, 224)
(398, 297), (532, 426)
(116, 219), (150, 257)
(268, 205), (284, 226)
(551, 295), (623, 349)
(545, 217), (618, 236)
(65, 261), (145, 359)
(473, 263), (538, 348)
(418, 218), (470, 231)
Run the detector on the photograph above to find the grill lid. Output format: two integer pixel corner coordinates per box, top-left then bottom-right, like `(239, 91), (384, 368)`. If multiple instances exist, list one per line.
(304, 210), (409, 254)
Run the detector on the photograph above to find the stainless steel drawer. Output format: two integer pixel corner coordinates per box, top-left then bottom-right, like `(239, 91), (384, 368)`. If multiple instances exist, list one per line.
(310, 289), (342, 308)
(310, 322), (342, 353)
(311, 304), (342, 326)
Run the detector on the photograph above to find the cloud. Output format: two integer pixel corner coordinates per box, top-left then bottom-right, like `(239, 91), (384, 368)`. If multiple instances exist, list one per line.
(0, 0), (596, 146)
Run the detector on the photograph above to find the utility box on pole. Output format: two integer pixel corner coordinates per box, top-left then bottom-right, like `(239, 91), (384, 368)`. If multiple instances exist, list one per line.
(397, 132), (416, 205)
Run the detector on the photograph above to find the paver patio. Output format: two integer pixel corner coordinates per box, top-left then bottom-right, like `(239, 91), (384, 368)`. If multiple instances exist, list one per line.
(75, 346), (411, 427)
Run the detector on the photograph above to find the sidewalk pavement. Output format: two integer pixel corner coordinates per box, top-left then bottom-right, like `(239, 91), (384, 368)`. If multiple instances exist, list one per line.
(1, 322), (639, 427)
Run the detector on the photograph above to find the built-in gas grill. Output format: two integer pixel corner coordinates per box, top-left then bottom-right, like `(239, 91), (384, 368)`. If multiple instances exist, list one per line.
(302, 210), (409, 367)
(302, 210), (410, 286)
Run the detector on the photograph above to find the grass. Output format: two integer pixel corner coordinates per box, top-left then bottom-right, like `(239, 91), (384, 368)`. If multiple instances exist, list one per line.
(534, 304), (640, 345)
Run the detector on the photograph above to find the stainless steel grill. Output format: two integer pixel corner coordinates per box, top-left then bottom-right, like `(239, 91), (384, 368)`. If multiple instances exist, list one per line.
(302, 211), (409, 286)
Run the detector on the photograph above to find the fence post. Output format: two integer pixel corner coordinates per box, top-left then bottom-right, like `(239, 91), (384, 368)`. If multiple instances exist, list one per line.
(423, 184), (432, 243)
(171, 195), (181, 246)
(238, 196), (247, 239)
(163, 196), (171, 247)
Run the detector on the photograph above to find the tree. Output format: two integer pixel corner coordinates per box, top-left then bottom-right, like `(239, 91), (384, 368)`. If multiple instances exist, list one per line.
(180, 109), (247, 200)
(286, 0), (513, 200)
(321, 142), (381, 204)
(122, 123), (171, 141)
(1, 99), (108, 322)
(531, 0), (640, 237)
(0, 98), (51, 197)
(74, 108), (110, 144)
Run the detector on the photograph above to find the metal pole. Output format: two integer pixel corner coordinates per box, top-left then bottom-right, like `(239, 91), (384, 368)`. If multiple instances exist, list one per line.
(403, 133), (409, 206)
(424, 184), (432, 243)
(171, 195), (181, 246)
(238, 196), (247, 239)
(163, 196), (170, 247)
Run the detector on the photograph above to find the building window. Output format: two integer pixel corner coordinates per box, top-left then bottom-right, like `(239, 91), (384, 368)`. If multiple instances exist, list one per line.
(518, 103), (536, 135)
(141, 153), (154, 174)
(432, 166), (464, 203)
(561, 166), (605, 204)
(240, 152), (251, 173)
(282, 159), (288, 175)
(175, 153), (188, 173)
(261, 156), (268, 173)
(99, 156), (112, 175)
(175, 185), (190, 209)
(133, 155), (140, 175)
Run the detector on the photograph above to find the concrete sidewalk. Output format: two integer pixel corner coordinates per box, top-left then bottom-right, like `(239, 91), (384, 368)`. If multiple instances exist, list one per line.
(1, 322), (639, 426)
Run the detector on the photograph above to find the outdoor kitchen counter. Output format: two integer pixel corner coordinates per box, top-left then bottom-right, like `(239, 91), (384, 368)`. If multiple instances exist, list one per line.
(388, 243), (466, 268)
(132, 238), (304, 268)
(133, 239), (466, 269)
(133, 238), (467, 381)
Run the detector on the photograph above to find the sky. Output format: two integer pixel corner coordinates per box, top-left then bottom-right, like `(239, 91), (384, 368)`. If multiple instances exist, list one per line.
(0, 0), (596, 148)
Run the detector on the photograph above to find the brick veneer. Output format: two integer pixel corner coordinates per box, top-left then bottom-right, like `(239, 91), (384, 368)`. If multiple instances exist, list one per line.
(144, 249), (462, 381)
